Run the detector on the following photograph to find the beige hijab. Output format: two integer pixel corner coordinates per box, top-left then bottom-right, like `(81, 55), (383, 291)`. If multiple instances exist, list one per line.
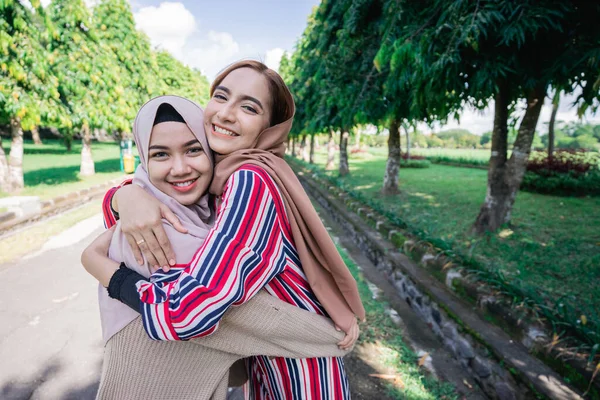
(209, 98), (365, 333)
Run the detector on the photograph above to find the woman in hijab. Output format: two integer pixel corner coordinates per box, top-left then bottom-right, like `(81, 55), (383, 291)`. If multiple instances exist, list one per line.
(82, 95), (350, 399)
(84, 61), (365, 399)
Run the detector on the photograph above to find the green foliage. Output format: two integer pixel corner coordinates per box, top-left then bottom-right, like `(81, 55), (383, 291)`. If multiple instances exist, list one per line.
(1, 0), (210, 141)
(154, 51), (210, 106)
(401, 159), (431, 168)
(521, 169), (600, 197)
(47, 0), (128, 134)
(92, 0), (161, 133)
(0, 0), (61, 129)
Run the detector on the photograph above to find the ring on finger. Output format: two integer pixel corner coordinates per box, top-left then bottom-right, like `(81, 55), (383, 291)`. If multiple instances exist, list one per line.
(136, 238), (146, 245)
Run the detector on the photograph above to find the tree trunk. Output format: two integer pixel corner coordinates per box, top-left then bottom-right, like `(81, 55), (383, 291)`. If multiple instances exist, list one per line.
(8, 117), (24, 193)
(406, 125), (412, 158)
(382, 118), (401, 195)
(80, 124), (95, 176)
(548, 91), (559, 160)
(473, 83), (546, 234)
(309, 134), (315, 164)
(354, 129), (361, 151)
(0, 135), (10, 193)
(291, 136), (297, 157)
(339, 130), (349, 176)
(65, 134), (73, 151)
(286, 136), (291, 155)
(325, 130), (335, 170)
(31, 126), (42, 145)
(300, 134), (309, 162)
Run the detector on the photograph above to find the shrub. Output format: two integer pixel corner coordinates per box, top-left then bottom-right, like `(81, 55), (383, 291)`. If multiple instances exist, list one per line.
(401, 159), (431, 168)
(401, 153), (426, 160)
(527, 150), (600, 176)
(521, 169), (600, 196)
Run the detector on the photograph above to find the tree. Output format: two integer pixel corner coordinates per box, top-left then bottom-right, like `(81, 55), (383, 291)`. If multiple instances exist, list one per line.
(155, 51), (210, 106)
(93, 0), (160, 138)
(1, 0), (60, 192)
(47, 0), (126, 176)
(395, 0), (600, 233)
(546, 90), (561, 159)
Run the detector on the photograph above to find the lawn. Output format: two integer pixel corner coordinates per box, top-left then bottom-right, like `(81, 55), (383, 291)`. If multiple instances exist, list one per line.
(1, 139), (132, 200)
(408, 147), (492, 162)
(306, 147), (600, 318)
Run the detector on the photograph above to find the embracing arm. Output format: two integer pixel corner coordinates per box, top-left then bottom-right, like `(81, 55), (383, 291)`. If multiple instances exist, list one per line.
(138, 168), (288, 341)
(102, 182), (187, 268)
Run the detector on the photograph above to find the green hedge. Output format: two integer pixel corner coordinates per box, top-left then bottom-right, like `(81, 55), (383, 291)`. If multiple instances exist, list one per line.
(521, 169), (600, 197)
(401, 159), (431, 168)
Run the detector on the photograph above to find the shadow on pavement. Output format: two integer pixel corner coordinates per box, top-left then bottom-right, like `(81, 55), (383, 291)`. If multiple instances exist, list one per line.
(1, 359), (100, 400)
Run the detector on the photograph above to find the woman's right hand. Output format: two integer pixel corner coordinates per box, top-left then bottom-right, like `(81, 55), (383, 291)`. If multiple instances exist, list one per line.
(114, 184), (187, 270)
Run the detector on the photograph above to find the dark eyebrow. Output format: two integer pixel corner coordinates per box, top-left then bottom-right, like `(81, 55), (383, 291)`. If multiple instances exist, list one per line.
(183, 139), (200, 147)
(148, 140), (199, 151)
(148, 145), (168, 151)
(215, 85), (264, 110)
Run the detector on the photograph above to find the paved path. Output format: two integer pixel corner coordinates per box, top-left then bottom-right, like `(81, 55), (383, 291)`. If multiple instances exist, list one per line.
(0, 215), (105, 400)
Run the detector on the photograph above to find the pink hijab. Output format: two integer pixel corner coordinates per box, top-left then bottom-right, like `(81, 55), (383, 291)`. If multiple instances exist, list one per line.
(98, 95), (215, 344)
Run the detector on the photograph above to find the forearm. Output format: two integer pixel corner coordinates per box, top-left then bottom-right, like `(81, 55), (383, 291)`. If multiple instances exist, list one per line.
(191, 291), (349, 359)
(81, 246), (120, 287)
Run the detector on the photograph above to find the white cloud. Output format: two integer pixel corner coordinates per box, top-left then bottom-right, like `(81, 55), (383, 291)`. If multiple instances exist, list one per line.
(265, 48), (285, 71)
(134, 2), (197, 58)
(184, 30), (242, 80)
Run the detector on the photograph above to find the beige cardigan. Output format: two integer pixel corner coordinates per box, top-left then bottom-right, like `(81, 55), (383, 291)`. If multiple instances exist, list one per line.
(96, 290), (351, 400)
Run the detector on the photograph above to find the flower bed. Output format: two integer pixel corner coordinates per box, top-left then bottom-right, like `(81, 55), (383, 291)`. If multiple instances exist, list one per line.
(522, 151), (600, 197)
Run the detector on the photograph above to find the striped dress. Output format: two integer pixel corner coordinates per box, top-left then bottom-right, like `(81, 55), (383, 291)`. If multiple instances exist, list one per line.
(102, 164), (351, 400)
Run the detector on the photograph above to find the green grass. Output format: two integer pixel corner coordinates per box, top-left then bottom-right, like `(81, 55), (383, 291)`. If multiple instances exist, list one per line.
(409, 148), (492, 162)
(307, 147), (600, 330)
(338, 245), (458, 399)
(1, 139), (131, 199)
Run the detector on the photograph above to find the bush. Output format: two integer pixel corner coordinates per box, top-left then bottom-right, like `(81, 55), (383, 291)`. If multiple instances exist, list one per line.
(527, 150), (600, 175)
(401, 159), (431, 168)
(521, 169), (600, 196)
(523, 151), (600, 196)
(401, 153), (426, 160)
(426, 155), (489, 167)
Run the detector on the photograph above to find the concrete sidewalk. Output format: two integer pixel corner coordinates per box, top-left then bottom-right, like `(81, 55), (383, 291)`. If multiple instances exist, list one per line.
(0, 215), (105, 400)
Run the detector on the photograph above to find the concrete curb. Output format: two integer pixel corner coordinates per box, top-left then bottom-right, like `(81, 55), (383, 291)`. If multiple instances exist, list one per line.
(292, 163), (584, 400)
(0, 176), (129, 234)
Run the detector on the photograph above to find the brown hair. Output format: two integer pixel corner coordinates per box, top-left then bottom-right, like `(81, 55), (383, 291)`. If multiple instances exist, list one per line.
(210, 60), (294, 126)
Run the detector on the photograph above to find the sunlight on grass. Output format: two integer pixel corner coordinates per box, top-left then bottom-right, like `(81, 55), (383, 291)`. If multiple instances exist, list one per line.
(338, 246), (458, 400)
(306, 147), (600, 314)
(1, 139), (131, 199)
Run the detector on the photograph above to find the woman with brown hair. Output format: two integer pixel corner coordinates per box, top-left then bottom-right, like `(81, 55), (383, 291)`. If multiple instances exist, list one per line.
(84, 60), (365, 399)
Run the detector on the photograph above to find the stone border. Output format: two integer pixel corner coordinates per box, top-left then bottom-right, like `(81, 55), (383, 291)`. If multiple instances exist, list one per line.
(0, 176), (128, 235)
(292, 164), (586, 399)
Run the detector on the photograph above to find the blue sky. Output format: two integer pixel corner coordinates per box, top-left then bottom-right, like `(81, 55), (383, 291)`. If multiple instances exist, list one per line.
(128, 0), (319, 79)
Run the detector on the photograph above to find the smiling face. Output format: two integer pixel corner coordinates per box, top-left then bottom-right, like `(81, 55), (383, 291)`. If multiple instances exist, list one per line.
(204, 68), (273, 155)
(147, 121), (213, 205)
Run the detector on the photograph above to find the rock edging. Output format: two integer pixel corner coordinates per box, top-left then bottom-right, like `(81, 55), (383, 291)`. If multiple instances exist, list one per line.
(0, 176), (128, 234)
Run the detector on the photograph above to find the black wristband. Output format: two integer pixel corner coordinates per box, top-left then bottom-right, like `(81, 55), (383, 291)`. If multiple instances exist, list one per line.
(107, 263), (133, 299)
(107, 263), (147, 312)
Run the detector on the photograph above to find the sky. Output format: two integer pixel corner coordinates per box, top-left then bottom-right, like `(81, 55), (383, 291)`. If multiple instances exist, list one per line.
(41, 0), (600, 135)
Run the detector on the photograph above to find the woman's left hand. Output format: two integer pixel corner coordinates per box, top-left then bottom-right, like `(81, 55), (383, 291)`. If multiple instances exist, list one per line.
(336, 318), (360, 350)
